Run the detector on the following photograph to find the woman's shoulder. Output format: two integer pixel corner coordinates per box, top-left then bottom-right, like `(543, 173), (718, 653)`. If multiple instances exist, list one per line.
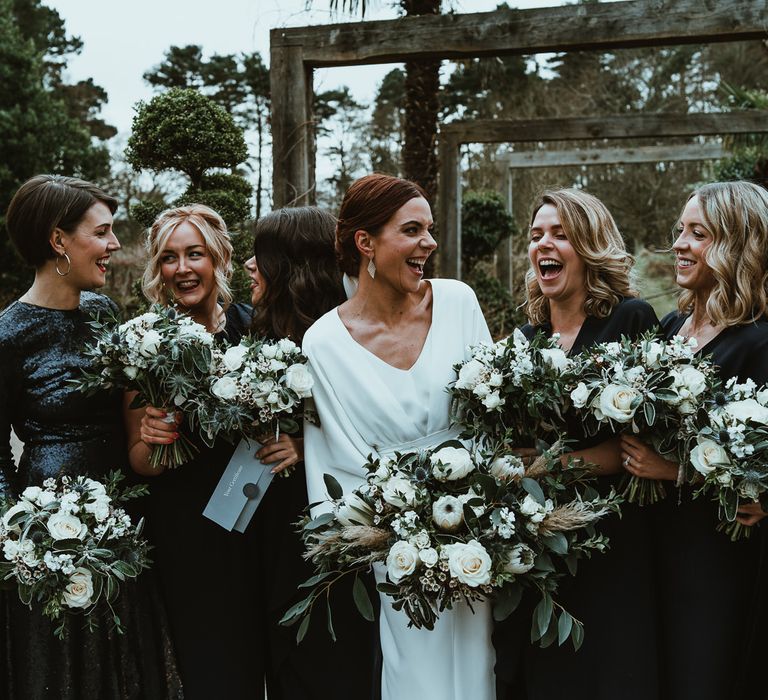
(728, 317), (768, 345)
(80, 291), (118, 317)
(302, 306), (342, 352)
(223, 302), (254, 343)
(431, 278), (477, 302)
(659, 310), (685, 335)
(0, 301), (24, 347)
(611, 296), (658, 322)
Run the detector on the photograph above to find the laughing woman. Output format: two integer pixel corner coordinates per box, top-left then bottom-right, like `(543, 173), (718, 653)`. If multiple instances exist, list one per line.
(124, 204), (256, 700)
(0, 175), (181, 699)
(495, 188), (660, 700)
(619, 181), (768, 700)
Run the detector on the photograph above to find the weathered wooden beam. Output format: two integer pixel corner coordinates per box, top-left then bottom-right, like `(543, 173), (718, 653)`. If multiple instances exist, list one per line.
(440, 111), (768, 144)
(271, 0), (768, 66)
(437, 133), (461, 280)
(270, 43), (315, 208)
(500, 143), (727, 168)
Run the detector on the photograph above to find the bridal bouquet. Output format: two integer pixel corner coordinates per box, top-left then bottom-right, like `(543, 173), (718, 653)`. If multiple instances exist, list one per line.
(571, 332), (718, 504)
(449, 329), (576, 447)
(0, 472), (150, 638)
(194, 336), (314, 463)
(684, 377), (768, 540)
(283, 440), (619, 650)
(75, 305), (215, 468)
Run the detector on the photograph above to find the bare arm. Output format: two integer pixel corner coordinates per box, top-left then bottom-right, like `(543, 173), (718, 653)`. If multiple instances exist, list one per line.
(123, 391), (180, 476)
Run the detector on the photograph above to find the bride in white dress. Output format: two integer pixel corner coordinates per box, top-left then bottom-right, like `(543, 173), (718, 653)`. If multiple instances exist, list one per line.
(303, 174), (495, 700)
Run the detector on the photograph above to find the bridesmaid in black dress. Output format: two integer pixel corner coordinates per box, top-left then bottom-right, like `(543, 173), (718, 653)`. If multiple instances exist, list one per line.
(619, 181), (768, 700)
(0, 175), (182, 699)
(125, 204), (255, 700)
(494, 188), (660, 700)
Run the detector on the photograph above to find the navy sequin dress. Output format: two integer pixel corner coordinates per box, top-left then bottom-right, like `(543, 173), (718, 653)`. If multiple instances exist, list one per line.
(0, 293), (183, 699)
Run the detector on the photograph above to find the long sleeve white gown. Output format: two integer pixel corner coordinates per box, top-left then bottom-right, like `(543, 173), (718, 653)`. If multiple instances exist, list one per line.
(303, 278), (496, 700)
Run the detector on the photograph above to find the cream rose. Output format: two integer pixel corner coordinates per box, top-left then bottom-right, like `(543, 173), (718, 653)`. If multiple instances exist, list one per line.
(505, 543), (535, 574)
(643, 341), (665, 369)
(540, 348), (570, 373)
(381, 475), (418, 508)
(62, 567), (94, 609)
(21, 486), (42, 504)
(570, 382), (590, 409)
(2, 500), (35, 532)
(386, 541), (420, 583)
(690, 438), (730, 476)
(285, 364), (314, 398)
(725, 398), (768, 425)
(432, 495), (464, 532)
(444, 540), (492, 587)
(84, 496), (111, 522)
(598, 384), (640, 423)
(222, 344), (249, 371)
(482, 391), (504, 410)
(46, 511), (88, 541)
(138, 329), (162, 357)
(455, 359), (485, 390)
(211, 376), (238, 401)
(490, 455), (525, 481)
(430, 446), (475, 481)
(419, 547), (438, 567)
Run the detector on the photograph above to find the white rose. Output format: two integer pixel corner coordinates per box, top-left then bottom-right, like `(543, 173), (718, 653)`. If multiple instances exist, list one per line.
(419, 547), (438, 567)
(3, 540), (19, 560)
(278, 338), (297, 354)
(672, 366), (708, 398)
(83, 479), (106, 497)
(430, 446), (475, 481)
(473, 383), (491, 398)
(570, 382), (590, 409)
(19, 540), (39, 567)
(408, 529), (431, 549)
(123, 366), (139, 380)
(335, 493), (374, 526)
(444, 540), (492, 587)
(37, 490), (56, 507)
(505, 543), (535, 575)
(432, 495), (464, 532)
(488, 372), (503, 388)
(269, 359), (287, 372)
(2, 500), (35, 531)
(511, 328), (529, 348)
(84, 496), (111, 522)
(482, 391), (504, 410)
(62, 567), (94, 609)
(138, 329), (162, 356)
(382, 475), (418, 508)
(178, 323), (213, 345)
(490, 455), (525, 481)
(21, 486), (42, 504)
(455, 359), (485, 390)
(690, 438), (730, 476)
(255, 379), (275, 396)
(46, 511), (88, 541)
(211, 376), (238, 401)
(725, 398), (768, 425)
(222, 344), (249, 372)
(598, 384), (640, 423)
(540, 348), (570, 373)
(386, 541), (420, 583)
(643, 341), (665, 369)
(261, 344), (278, 359)
(285, 364), (314, 398)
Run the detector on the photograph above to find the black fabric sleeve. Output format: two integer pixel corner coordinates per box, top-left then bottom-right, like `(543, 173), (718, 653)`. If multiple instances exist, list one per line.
(0, 347), (17, 498)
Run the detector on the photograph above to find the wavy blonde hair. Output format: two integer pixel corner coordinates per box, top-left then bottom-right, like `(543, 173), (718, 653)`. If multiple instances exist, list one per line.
(677, 181), (768, 326)
(524, 188), (636, 326)
(142, 204), (233, 309)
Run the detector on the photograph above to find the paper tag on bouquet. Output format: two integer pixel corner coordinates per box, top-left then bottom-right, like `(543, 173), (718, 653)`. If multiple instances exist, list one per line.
(203, 439), (276, 533)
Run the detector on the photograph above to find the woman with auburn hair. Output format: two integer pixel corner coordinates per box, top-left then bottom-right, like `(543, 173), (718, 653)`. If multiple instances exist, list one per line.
(619, 180), (768, 699)
(125, 203), (256, 699)
(303, 173), (495, 700)
(495, 188), (660, 700)
(0, 175), (181, 699)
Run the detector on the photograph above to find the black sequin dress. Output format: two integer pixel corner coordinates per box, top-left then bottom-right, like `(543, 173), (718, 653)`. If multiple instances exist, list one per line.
(0, 293), (183, 699)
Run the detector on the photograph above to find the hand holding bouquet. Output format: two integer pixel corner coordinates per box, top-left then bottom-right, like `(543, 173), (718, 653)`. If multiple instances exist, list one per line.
(74, 305), (215, 468)
(283, 440), (619, 650)
(0, 472), (150, 638)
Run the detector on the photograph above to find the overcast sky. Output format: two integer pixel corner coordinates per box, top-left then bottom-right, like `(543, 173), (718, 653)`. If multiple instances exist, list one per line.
(46, 0), (570, 138)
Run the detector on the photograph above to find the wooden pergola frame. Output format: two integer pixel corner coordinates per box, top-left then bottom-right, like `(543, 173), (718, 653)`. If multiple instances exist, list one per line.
(270, 0), (768, 261)
(439, 110), (768, 282)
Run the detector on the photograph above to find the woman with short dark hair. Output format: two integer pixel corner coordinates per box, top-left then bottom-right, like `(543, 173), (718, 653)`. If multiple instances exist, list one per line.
(0, 174), (181, 699)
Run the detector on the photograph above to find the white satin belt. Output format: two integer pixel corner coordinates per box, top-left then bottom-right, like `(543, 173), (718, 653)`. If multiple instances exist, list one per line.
(372, 427), (461, 459)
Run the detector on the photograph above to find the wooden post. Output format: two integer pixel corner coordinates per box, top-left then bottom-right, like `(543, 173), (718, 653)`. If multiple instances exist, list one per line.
(495, 156), (513, 292)
(270, 35), (315, 207)
(438, 132), (461, 280)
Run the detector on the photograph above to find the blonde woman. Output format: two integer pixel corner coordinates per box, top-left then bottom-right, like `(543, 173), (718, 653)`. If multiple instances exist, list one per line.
(124, 204), (258, 700)
(495, 189), (660, 700)
(620, 181), (768, 700)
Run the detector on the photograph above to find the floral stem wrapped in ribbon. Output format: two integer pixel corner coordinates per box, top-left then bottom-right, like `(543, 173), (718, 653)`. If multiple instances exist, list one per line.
(449, 329), (576, 448)
(194, 336), (314, 474)
(570, 332), (719, 505)
(0, 472), (150, 638)
(282, 440), (619, 650)
(684, 377), (768, 540)
(74, 305), (215, 469)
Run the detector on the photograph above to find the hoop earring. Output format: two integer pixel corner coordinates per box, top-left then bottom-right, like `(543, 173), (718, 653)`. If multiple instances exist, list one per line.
(367, 256), (376, 279)
(55, 252), (71, 277)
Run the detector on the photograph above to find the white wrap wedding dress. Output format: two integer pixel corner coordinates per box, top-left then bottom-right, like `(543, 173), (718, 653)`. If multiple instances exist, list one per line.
(303, 279), (496, 700)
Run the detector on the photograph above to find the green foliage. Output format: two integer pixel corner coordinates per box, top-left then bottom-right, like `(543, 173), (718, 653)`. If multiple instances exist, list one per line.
(125, 88), (247, 188)
(714, 148), (768, 189)
(461, 190), (515, 269)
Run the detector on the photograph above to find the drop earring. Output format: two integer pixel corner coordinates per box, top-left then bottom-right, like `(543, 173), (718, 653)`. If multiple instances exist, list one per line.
(367, 256), (376, 279)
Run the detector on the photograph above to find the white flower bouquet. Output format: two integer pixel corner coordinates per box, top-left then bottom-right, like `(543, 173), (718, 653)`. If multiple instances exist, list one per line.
(74, 305), (215, 468)
(571, 332), (719, 504)
(282, 441), (619, 650)
(0, 472), (151, 638)
(194, 336), (314, 470)
(683, 377), (768, 540)
(449, 329), (576, 448)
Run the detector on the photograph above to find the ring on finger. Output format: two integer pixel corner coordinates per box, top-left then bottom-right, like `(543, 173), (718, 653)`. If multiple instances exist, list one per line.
(623, 456), (631, 467)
